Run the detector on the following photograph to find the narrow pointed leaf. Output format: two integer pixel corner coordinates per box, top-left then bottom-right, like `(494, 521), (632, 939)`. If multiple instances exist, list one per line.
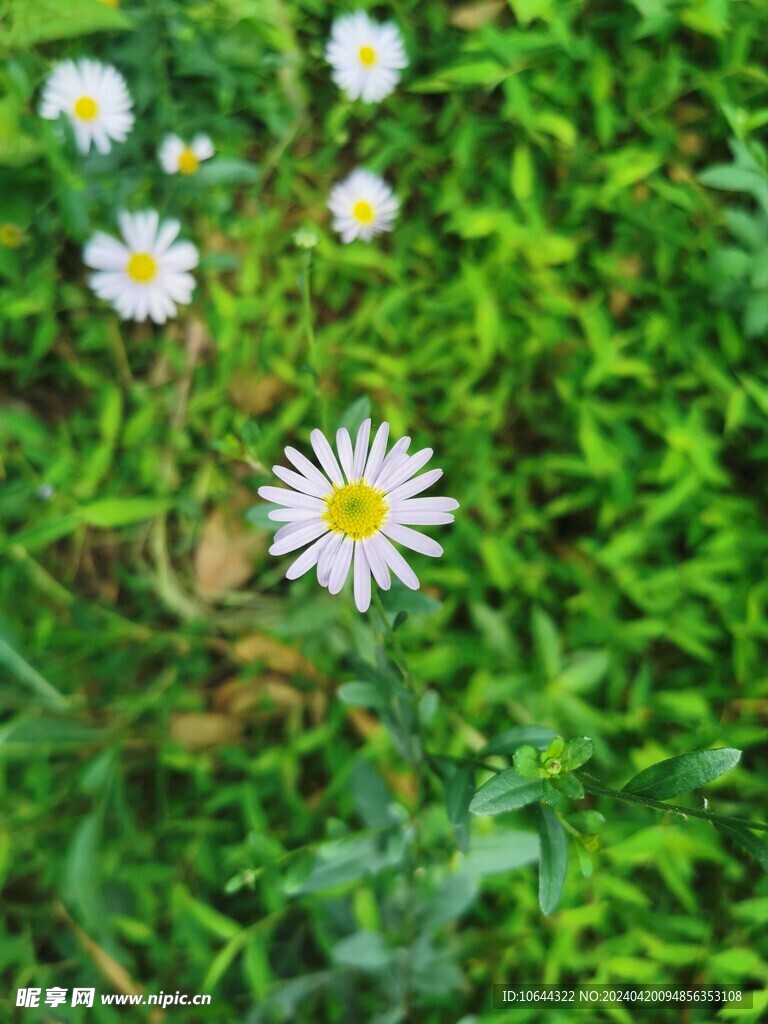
(537, 805), (567, 915)
(622, 748), (741, 800)
(717, 823), (768, 873)
(469, 769), (543, 816)
(480, 725), (557, 756)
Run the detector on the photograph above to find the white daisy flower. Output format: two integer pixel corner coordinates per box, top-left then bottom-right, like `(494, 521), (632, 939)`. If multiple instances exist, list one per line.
(258, 419), (459, 613)
(158, 133), (215, 175)
(83, 211), (199, 324)
(328, 169), (399, 244)
(39, 59), (134, 155)
(325, 10), (407, 103)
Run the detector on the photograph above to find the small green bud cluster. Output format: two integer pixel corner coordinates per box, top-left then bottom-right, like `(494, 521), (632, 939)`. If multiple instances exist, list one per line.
(514, 736), (593, 810)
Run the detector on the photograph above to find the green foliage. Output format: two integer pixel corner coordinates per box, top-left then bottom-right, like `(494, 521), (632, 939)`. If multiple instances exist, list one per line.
(622, 747), (742, 799)
(2, 0), (768, 1019)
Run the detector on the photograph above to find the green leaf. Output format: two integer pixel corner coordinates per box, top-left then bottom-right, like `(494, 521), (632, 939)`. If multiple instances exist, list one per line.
(716, 823), (768, 873)
(469, 769), (543, 816)
(544, 736), (565, 759)
(442, 762), (475, 852)
(537, 805), (568, 915)
(292, 831), (407, 894)
(79, 497), (170, 527)
(622, 748), (742, 800)
(556, 652), (608, 692)
(481, 725), (557, 756)
(245, 504), (280, 532)
(541, 779), (570, 811)
(0, 628), (68, 710)
(5, 0), (131, 47)
(513, 744), (541, 780)
(193, 158), (260, 186)
(337, 681), (386, 709)
(463, 830), (540, 876)
(553, 773), (584, 800)
(0, 717), (108, 748)
(560, 737), (594, 772)
(331, 931), (392, 971)
(337, 397), (371, 436)
(532, 607), (561, 677)
(380, 582), (441, 616)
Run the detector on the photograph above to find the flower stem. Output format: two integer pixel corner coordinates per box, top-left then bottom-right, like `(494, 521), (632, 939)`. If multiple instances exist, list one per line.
(370, 588), (429, 779)
(578, 772), (768, 833)
(300, 249), (329, 435)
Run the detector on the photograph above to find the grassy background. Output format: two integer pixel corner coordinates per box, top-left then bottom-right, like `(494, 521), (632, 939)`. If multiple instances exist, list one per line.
(2, 0), (768, 1020)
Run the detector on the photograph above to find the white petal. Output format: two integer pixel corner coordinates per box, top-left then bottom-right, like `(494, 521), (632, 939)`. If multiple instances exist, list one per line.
(284, 446), (332, 492)
(153, 219), (181, 256)
(381, 523), (443, 557)
(257, 486), (324, 510)
(363, 422), (390, 482)
(363, 536), (391, 590)
(318, 532), (344, 587)
(336, 428), (355, 481)
(385, 468), (443, 504)
(272, 465), (329, 499)
(273, 519), (323, 544)
(328, 536), (354, 595)
(192, 134), (214, 160)
(267, 507), (322, 523)
(84, 232), (129, 271)
(286, 532), (333, 580)
(389, 497), (459, 513)
(311, 429), (344, 486)
(381, 448), (433, 492)
(389, 511), (454, 526)
(371, 436), (410, 487)
(269, 520), (329, 556)
(352, 418), (371, 479)
(378, 535), (420, 590)
(353, 543), (372, 612)
(375, 450), (410, 491)
(162, 241), (199, 272)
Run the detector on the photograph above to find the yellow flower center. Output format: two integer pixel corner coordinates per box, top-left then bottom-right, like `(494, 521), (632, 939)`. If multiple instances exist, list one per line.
(73, 96), (98, 121)
(352, 200), (375, 225)
(0, 223), (23, 248)
(98, 0), (119, 6)
(126, 252), (158, 283)
(323, 482), (387, 541)
(178, 148), (200, 175)
(358, 45), (377, 67)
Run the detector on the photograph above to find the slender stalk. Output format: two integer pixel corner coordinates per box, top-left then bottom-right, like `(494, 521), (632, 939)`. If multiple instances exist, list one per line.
(370, 589), (430, 783)
(578, 772), (768, 834)
(369, 590), (425, 1022)
(109, 324), (134, 387)
(300, 249), (329, 434)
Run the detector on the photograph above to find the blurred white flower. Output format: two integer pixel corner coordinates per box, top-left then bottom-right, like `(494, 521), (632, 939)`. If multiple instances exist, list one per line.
(328, 169), (399, 243)
(39, 59), (134, 155)
(258, 419), (458, 612)
(325, 10), (407, 103)
(83, 211), (199, 324)
(158, 134), (214, 175)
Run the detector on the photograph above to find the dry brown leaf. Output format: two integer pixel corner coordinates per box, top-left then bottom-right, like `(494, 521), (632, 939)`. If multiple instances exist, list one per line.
(56, 902), (155, 1011)
(450, 0), (504, 29)
(194, 506), (265, 599)
(229, 374), (287, 414)
(232, 634), (323, 682)
(170, 712), (243, 748)
(677, 130), (703, 156)
(346, 708), (381, 741)
(213, 674), (326, 723)
(609, 289), (632, 318)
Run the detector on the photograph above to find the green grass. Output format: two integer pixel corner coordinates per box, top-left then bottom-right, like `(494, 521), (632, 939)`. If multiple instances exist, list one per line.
(2, 0), (768, 1020)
